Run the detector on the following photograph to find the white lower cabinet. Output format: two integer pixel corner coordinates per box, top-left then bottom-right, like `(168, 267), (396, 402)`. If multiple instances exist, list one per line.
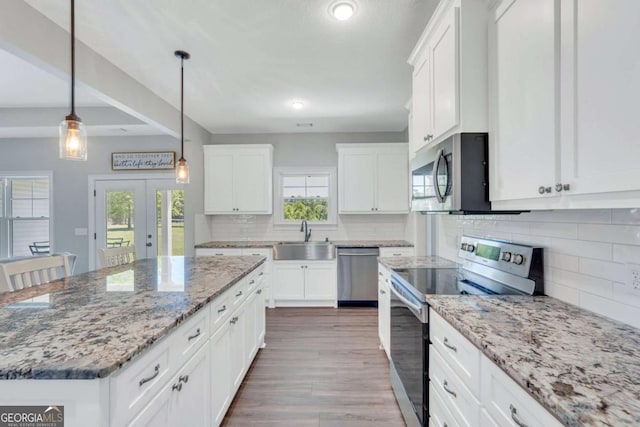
(272, 261), (337, 307)
(430, 309), (562, 427)
(377, 264), (391, 359)
(130, 344), (210, 427)
(117, 265), (266, 427)
(209, 323), (231, 426)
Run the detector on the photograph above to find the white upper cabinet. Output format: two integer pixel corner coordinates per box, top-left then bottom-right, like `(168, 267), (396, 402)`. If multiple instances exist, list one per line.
(490, 0), (640, 209)
(337, 143), (409, 214)
(560, 0), (640, 198)
(408, 0), (488, 157)
(203, 145), (273, 215)
(490, 0), (559, 203)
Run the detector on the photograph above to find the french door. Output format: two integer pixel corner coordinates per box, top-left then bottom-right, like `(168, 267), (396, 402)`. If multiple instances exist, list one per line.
(94, 179), (184, 267)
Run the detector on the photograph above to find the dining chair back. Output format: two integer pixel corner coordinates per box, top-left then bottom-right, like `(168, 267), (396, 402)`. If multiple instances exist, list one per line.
(0, 255), (71, 292)
(99, 245), (136, 268)
(29, 241), (51, 255)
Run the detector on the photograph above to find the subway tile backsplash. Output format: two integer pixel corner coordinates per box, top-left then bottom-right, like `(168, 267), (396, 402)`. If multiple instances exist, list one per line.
(436, 209), (640, 328)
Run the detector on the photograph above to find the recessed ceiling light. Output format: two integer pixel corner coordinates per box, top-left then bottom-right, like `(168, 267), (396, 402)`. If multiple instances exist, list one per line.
(292, 101), (304, 110)
(332, 2), (355, 21)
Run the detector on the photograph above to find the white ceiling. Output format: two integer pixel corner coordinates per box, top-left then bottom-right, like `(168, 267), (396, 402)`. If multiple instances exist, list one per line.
(0, 48), (104, 108)
(24, 0), (437, 134)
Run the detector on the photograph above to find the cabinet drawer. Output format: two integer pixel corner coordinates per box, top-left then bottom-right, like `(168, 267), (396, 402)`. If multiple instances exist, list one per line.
(210, 294), (232, 332)
(430, 345), (480, 427)
(170, 308), (209, 371)
(481, 354), (562, 427)
(110, 337), (172, 427)
(480, 409), (499, 427)
(230, 280), (247, 309)
(430, 382), (461, 427)
(379, 247), (414, 257)
(430, 309), (480, 396)
(246, 266), (265, 293)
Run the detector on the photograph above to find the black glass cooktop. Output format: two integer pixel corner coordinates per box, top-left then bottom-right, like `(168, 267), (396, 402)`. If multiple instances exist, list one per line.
(392, 267), (462, 296)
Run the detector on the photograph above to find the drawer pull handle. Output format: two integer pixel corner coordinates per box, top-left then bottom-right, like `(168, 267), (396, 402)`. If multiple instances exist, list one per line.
(187, 328), (201, 341)
(380, 290), (386, 295)
(378, 272), (383, 276)
(252, 253), (261, 256)
(249, 280), (255, 284)
(443, 380), (457, 398)
(257, 289), (263, 295)
(259, 272), (264, 276)
(172, 382), (182, 392)
(510, 404), (528, 427)
(393, 253), (402, 256)
(443, 337), (457, 352)
(215, 253), (224, 256)
(230, 316), (239, 325)
(217, 305), (227, 314)
(236, 291), (243, 297)
(139, 364), (160, 387)
(179, 375), (189, 384)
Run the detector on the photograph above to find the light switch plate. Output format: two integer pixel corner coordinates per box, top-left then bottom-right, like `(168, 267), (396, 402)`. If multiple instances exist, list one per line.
(75, 228), (88, 236)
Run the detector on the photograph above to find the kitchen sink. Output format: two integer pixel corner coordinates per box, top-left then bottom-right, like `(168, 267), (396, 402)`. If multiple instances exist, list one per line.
(273, 242), (336, 261)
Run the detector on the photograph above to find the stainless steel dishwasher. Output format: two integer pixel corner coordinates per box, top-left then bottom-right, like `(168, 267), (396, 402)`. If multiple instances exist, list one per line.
(337, 247), (380, 307)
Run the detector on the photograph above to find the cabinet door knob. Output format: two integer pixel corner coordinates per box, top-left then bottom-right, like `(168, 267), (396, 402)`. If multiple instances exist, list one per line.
(538, 186), (545, 194)
(555, 183), (563, 192)
(563, 183), (571, 191)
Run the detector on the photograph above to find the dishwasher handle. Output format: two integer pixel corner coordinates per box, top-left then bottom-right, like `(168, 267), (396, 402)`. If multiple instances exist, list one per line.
(338, 252), (380, 257)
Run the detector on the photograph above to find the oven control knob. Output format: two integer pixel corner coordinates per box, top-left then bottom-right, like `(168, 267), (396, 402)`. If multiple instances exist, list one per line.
(513, 254), (525, 265)
(502, 252), (512, 262)
(466, 244), (475, 253)
(461, 243), (468, 251)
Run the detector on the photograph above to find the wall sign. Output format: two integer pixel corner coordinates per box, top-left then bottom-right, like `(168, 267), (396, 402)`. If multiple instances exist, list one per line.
(111, 152), (176, 170)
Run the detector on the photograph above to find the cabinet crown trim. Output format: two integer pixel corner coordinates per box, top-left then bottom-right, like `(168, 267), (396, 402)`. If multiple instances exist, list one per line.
(204, 144), (274, 152)
(336, 143), (408, 151)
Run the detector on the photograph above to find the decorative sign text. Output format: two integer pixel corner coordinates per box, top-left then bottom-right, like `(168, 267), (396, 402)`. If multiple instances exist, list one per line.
(112, 152), (176, 171)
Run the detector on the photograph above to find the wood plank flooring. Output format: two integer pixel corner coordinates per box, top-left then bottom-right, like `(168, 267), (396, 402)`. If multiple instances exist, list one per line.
(222, 307), (405, 427)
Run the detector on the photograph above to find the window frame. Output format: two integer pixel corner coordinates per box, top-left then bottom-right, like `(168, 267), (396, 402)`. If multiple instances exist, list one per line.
(273, 167), (337, 226)
(0, 171), (53, 259)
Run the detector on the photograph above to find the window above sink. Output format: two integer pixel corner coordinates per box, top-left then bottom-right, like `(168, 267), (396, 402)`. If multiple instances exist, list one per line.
(273, 167), (337, 226)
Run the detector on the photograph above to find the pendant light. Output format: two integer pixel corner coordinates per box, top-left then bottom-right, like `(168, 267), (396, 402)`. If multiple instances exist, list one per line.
(59, 0), (87, 161)
(175, 50), (190, 184)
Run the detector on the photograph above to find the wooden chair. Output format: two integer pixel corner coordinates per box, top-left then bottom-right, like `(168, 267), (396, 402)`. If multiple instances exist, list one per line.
(29, 241), (50, 255)
(99, 245), (136, 268)
(0, 255), (71, 292)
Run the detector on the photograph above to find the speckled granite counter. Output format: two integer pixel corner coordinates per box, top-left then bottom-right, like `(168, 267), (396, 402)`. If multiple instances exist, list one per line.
(378, 255), (458, 270)
(0, 256), (264, 380)
(195, 240), (413, 249)
(426, 295), (640, 426)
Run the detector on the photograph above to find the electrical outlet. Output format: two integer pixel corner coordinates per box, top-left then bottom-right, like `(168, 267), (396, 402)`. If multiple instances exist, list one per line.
(626, 263), (640, 289)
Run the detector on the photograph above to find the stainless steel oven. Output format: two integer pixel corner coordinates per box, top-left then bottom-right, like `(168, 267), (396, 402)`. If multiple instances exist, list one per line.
(388, 238), (544, 427)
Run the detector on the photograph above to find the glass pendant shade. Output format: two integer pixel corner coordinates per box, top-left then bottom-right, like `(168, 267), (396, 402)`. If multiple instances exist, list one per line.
(176, 158), (190, 184)
(59, 117), (87, 161)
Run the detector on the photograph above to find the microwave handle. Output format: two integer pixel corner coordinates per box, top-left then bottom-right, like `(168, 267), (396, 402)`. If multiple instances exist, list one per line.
(432, 148), (447, 203)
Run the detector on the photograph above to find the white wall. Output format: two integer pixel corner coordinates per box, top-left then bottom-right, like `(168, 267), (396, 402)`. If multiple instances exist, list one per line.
(203, 132), (413, 243)
(0, 136), (204, 273)
(434, 209), (640, 328)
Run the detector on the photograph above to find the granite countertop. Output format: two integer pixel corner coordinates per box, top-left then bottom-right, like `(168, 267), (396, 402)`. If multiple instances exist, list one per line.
(378, 255), (458, 270)
(0, 256), (265, 380)
(195, 240), (413, 249)
(426, 295), (640, 427)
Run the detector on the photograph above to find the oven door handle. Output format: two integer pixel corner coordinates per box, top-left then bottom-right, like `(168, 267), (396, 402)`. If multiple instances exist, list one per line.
(390, 281), (423, 315)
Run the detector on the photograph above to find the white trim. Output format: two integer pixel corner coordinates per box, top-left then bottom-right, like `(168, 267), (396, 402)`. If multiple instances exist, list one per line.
(273, 167), (337, 226)
(88, 173), (175, 270)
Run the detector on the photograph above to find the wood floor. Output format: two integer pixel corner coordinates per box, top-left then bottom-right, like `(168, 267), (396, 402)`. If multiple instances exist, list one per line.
(222, 307), (405, 427)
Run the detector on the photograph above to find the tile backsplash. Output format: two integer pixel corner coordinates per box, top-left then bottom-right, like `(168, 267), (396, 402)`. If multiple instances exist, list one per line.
(435, 209), (640, 328)
(199, 214), (411, 244)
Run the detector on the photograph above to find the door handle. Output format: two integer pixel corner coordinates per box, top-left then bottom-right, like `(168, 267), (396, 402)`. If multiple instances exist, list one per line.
(146, 242), (152, 247)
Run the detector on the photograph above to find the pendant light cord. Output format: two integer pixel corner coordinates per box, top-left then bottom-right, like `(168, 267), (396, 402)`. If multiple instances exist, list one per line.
(70, 0), (76, 117)
(180, 55), (185, 161)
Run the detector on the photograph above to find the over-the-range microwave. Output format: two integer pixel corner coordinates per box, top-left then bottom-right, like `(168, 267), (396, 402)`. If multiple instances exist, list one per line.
(411, 133), (523, 215)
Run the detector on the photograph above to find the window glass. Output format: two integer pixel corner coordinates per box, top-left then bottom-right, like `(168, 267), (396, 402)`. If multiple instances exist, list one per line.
(281, 174), (331, 222)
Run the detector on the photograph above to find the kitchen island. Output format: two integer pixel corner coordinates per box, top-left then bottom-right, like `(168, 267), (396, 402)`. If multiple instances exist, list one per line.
(0, 256), (267, 426)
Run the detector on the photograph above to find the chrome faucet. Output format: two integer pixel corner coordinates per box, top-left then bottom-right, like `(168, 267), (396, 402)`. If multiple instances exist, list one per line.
(300, 220), (311, 242)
